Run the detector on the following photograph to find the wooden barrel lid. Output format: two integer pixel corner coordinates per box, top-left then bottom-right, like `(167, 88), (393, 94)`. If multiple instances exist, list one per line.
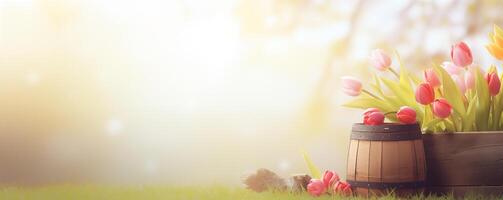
(351, 123), (421, 141)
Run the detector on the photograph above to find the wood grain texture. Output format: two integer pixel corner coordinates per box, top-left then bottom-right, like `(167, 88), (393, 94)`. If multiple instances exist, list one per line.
(414, 139), (426, 180)
(355, 141), (370, 182)
(397, 141), (414, 182)
(346, 140), (359, 180)
(368, 141), (382, 182)
(423, 133), (503, 186)
(381, 141), (399, 182)
(368, 141), (382, 196)
(355, 140), (370, 196)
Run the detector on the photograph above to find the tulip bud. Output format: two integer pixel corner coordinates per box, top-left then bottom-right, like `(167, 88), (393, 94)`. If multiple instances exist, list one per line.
(333, 181), (352, 196)
(452, 74), (466, 94)
(424, 68), (441, 88)
(442, 61), (463, 75)
(369, 49), (392, 71)
(307, 179), (326, 197)
(322, 171), (340, 190)
(486, 72), (501, 96)
(363, 108), (380, 115)
(432, 98), (453, 119)
(451, 42), (473, 67)
(465, 70), (475, 90)
(363, 108), (385, 125)
(397, 106), (416, 124)
(366, 112), (385, 125)
(415, 83), (435, 105)
(341, 76), (362, 96)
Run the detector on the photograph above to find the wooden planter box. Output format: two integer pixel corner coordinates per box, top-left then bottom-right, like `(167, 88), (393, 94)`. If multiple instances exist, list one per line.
(423, 132), (503, 197)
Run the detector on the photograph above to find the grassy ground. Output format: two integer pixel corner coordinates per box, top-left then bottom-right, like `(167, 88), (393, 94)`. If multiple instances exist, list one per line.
(0, 185), (493, 200)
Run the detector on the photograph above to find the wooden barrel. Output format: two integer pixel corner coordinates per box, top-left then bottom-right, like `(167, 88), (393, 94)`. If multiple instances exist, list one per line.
(346, 123), (426, 197)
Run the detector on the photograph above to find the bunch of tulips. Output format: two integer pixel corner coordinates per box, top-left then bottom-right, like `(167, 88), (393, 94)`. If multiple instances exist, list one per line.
(306, 170), (352, 197)
(342, 25), (503, 132)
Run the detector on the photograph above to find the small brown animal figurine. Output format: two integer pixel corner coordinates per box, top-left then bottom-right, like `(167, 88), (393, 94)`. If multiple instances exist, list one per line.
(291, 174), (312, 193)
(243, 168), (287, 192)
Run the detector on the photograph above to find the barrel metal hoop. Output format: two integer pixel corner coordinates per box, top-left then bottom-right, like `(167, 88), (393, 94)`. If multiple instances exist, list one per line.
(350, 131), (422, 141)
(346, 180), (425, 189)
(351, 123), (420, 133)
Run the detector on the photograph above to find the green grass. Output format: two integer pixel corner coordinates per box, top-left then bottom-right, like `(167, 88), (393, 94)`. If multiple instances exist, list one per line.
(0, 185), (491, 200)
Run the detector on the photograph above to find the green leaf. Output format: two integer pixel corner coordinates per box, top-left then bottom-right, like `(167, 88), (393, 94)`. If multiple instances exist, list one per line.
(410, 74), (422, 85)
(439, 121), (447, 132)
(381, 78), (406, 99)
(370, 75), (403, 110)
(433, 65), (466, 116)
(395, 50), (419, 103)
(399, 65), (412, 95)
(474, 67), (490, 130)
(384, 112), (399, 122)
(380, 78), (411, 105)
(463, 95), (477, 131)
(371, 74), (384, 96)
(302, 151), (321, 179)
(423, 118), (443, 133)
(443, 119), (456, 132)
(492, 71), (503, 129)
(500, 112), (503, 128)
(421, 105), (432, 131)
(380, 77), (423, 123)
(342, 97), (393, 112)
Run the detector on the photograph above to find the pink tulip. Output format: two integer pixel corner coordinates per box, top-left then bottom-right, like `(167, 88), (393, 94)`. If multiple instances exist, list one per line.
(369, 49), (392, 71)
(451, 42), (473, 67)
(333, 181), (352, 196)
(363, 108), (385, 125)
(424, 68), (441, 88)
(341, 76), (362, 96)
(397, 106), (416, 124)
(415, 83), (435, 105)
(452, 74), (466, 94)
(465, 70), (475, 90)
(486, 72), (501, 96)
(307, 179), (326, 197)
(322, 171), (340, 190)
(432, 98), (453, 119)
(442, 62), (463, 75)
(363, 108), (380, 124)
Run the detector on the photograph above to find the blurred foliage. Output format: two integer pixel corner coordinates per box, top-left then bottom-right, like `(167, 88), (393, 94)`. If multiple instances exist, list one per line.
(236, 0), (503, 133)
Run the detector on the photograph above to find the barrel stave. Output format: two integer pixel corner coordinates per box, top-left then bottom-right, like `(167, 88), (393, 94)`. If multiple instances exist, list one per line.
(346, 140), (358, 180)
(414, 140), (426, 180)
(382, 141), (399, 182)
(398, 141), (415, 182)
(355, 140), (371, 196)
(368, 141), (383, 196)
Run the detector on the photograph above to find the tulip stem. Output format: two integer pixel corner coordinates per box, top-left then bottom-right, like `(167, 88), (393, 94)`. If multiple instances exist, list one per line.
(449, 115), (459, 132)
(443, 119), (455, 133)
(389, 68), (400, 78)
(362, 89), (382, 100)
(384, 112), (397, 116)
(491, 96), (498, 130)
(435, 88), (443, 98)
(426, 104), (437, 132)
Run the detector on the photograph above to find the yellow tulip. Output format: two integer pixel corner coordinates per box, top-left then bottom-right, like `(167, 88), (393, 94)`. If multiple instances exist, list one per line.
(487, 24), (503, 60)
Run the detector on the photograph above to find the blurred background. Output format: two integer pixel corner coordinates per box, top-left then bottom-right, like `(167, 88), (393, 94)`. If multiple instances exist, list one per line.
(0, 0), (501, 186)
